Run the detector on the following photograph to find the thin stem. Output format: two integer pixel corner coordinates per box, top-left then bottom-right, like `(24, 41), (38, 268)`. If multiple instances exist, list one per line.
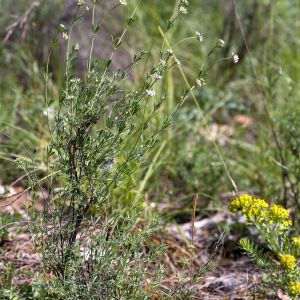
(45, 44), (54, 196)
(203, 57), (231, 74)
(171, 37), (196, 49)
(190, 193), (198, 279)
(158, 27), (239, 193)
(88, 4), (120, 77)
(87, 2), (96, 77)
(102, 1), (142, 78)
(65, 8), (79, 96)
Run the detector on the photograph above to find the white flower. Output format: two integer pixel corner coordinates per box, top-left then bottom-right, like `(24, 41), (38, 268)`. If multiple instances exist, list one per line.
(175, 59), (181, 65)
(182, 0), (189, 5)
(145, 89), (156, 97)
(232, 52), (239, 64)
(62, 32), (68, 40)
(179, 6), (188, 14)
(160, 60), (167, 67)
(73, 43), (80, 51)
(70, 77), (81, 84)
(120, 0), (127, 5)
(196, 31), (203, 42)
(167, 49), (174, 55)
(77, 0), (85, 6)
(196, 78), (205, 86)
(279, 67), (283, 74)
(85, 6), (90, 11)
(60, 24), (66, 31)
(216, 39), (225, 48)
(153, 74), (162, 80)
(287, 77), (291, 84)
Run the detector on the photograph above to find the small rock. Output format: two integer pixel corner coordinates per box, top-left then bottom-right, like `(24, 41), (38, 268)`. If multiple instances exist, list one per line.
(208, 275), (248, 293)
(277, 289), (292, 300)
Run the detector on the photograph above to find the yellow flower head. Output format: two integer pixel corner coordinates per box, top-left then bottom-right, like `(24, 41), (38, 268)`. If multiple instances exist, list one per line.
(229, 195), (268, 221)
(280, 254), (297, 270)
(289, 282), (300, 297)
(284, 220), (292, 227)
(269, 205), (290, 224)
(293, 237), (300, 248)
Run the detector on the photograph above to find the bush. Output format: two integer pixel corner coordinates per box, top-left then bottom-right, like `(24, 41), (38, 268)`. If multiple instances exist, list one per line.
(0, 0), (238, 298)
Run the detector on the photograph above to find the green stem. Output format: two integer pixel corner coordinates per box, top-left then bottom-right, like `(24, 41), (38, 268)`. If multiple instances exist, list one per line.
(65, 8), (79, 96)
(103, 1), (142, 78)
(171, 37), (196, 49)
(158, 27), (238, 193)
(203, 56), (231, 74)
(87, 3), (96, 77)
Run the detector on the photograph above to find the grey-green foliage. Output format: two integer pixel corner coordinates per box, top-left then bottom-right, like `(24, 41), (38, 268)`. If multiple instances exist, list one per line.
(13, 0), (220, 299)
(0, 269), (59, 300)
(0, 213), (12, 249)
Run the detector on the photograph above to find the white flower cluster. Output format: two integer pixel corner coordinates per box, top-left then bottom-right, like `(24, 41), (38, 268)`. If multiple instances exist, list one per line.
(167, 49), (174, 55)
(232, 52), (239, 64)
(216, 39), (225, 48)
(85, 6), (90, 11)
(181, 0), (189, 4)
(120, 0), (127, 5)
(73, 43), (80, 51)
(196, 78), (205, 86)
(63, 32), (69, 40)
(77, 0), (85, 6)
(179, 6), (188, 14)
(196, 31), (203, 42)
(62, 32), (68, 40)
(60, 24), (68, 40)
(145, 89), (156, 97)
(175, 58), (181, 65)
(160, 60), (167, 67)
(70, 77), (81, 84)
(152, 74), (162, 80)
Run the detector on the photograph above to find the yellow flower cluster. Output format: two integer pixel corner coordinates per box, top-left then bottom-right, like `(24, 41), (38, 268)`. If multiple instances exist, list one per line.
(229, 195), (268, 221)
(269, 205), (290, 225)
(293, 237), (300, 248)
(280, 254), (297, 270)
(230, 195), (292, 226)
(289, 282), (300, 296)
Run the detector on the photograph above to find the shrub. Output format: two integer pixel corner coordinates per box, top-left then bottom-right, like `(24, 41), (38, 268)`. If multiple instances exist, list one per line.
(0, 0), (237, 298)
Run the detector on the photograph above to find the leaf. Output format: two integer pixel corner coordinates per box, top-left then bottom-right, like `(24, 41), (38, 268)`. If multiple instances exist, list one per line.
(207, 49), (214, 56)
(127, 17), (136, 25)
(106, 59), (112, 68)
(47, 99), (54, 107)
(32, 281), (45, 298)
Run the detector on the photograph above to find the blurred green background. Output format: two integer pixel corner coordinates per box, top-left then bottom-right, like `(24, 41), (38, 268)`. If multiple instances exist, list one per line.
(1, 0), (300, 224)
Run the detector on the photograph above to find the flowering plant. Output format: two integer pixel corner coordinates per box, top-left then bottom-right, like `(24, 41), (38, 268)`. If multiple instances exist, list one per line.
(6, 0), (235, 299)
(230, 195), (300, 298)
